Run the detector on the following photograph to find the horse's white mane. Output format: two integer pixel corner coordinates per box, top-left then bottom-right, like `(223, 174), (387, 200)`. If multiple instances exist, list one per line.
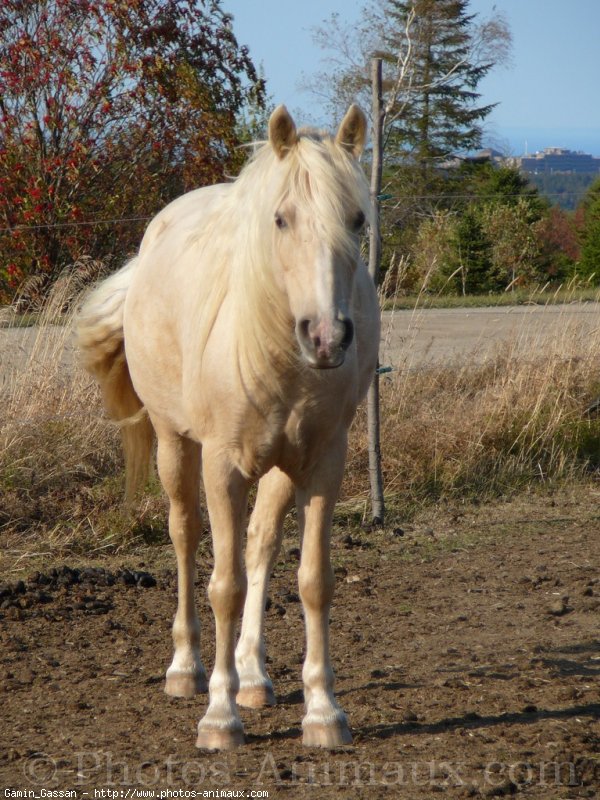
(190, 128), (371, 399)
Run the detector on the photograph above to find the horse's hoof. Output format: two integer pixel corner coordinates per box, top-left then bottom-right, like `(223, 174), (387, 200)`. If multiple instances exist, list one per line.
(236, 683), (276, 708)
(196, 726), (245, 751)
(165, 671), (207, 698)
(302, 720), (352, 748)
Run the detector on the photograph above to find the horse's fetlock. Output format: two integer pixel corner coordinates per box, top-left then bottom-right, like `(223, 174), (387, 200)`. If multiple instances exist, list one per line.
(303, 660), (334, 692)
(172, 617), (200, 646)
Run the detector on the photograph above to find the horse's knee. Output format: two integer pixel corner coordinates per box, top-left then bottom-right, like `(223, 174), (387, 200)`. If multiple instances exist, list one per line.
(298, 563), (334, 610)
(208, 571), (247, 619)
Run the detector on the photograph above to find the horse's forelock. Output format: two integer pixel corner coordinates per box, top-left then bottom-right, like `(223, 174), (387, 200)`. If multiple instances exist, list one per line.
(292, 135), (371, 253)
(241, 129), (368, 210)
(242, 131), (370, 254)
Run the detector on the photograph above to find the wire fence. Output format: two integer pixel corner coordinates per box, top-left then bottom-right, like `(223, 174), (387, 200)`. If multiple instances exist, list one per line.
(378, 190), (591, 202)
(0, 215), (153, 234)
(0, 190), (592, 236)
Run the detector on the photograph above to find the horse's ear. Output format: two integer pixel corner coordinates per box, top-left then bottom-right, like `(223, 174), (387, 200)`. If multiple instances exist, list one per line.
(335, 104), (367, 159)
(268, 105), (298, 159)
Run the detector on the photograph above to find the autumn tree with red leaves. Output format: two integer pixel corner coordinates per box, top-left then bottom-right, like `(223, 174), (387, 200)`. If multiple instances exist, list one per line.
(535, 206), (580, 281)
(0, 0), (264, 300)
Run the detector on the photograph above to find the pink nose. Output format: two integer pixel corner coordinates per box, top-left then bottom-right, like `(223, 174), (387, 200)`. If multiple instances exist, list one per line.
(297, 315), (354, 364)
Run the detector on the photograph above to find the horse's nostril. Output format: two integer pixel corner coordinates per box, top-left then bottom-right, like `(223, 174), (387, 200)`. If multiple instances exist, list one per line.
(341, 318), (354, 350)
(299, 319), (322, 349)
(299, 318), (311, 342)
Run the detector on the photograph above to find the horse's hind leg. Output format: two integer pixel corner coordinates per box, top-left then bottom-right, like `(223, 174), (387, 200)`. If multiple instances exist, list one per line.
(196, 444), (249, 750)
(236, 467), (294, 708)
(156, 428), (207, 698)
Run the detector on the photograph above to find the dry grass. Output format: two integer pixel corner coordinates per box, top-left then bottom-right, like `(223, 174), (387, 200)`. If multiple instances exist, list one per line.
(3, 268), (600, 566)
(343, 308), (600, 521)
(0, 266), (168, 569)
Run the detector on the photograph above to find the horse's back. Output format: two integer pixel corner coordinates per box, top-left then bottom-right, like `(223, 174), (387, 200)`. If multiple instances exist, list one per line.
(128, 182), (232, 328)
(139, 183), (231, 259)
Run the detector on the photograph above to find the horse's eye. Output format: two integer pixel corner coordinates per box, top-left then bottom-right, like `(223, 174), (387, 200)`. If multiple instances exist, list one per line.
(275, 213), (287, 230)
(352, 211), (366, 232)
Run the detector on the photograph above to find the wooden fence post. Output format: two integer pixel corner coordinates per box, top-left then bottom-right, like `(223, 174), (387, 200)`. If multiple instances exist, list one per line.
(367, 57), (385, 525)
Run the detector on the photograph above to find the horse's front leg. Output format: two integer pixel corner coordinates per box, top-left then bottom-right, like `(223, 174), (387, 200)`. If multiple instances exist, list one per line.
(297, 433), (352, 748)
(156, 429), (207, 698)
(236, 467), (294, 708)
(196, 445), (249, 751)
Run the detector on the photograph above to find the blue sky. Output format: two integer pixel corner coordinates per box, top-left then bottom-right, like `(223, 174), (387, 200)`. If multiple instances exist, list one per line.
(224, 0), (600, 156)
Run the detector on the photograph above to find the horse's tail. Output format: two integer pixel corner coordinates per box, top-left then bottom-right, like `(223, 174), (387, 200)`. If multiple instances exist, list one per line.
(77, 258), (154, 503)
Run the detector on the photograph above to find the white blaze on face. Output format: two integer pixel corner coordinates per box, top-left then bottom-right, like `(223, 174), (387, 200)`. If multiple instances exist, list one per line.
(282, 213), (356, 367)
(314, 241), (335, 343)
(314, 241), (349, 346)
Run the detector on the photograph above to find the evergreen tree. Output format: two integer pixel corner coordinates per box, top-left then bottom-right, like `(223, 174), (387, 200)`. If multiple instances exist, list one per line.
(382, 0), (497, 172)
(307, 0), (512, 293)
(446, 207), (494, 294)
(579, 177), (600, 216)
(458, 162), (542, 209)
(578, 196), (600, 283)
(440, 163), (547, 293)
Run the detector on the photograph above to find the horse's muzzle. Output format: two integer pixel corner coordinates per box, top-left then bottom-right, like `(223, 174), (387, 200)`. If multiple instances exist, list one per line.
(296, 314), (354, 369)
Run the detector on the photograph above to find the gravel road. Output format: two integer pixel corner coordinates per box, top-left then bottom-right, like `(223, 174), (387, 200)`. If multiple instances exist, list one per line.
(380, 303), (600, 370)
(2, 304), (600, 384)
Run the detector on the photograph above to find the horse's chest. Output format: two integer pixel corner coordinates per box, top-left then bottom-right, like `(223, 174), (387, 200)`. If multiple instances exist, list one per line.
(231, 395), (349, 482)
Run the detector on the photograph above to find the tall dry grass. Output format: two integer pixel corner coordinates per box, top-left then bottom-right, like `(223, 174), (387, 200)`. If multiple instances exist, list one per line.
(2, 267), (600, 564)
(344, 295), (600, 519)
(0, 264), (167, 568)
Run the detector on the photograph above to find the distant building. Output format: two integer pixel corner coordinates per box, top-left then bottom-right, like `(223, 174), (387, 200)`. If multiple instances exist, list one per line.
(517, 148), (600, 175)
(440, 147), (600, 177)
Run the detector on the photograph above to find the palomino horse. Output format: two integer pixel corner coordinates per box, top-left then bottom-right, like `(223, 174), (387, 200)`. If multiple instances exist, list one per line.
(77, 105), (380, 750)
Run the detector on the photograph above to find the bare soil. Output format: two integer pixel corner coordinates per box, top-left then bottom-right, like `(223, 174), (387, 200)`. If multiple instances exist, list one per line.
(1, 487), (599, 798)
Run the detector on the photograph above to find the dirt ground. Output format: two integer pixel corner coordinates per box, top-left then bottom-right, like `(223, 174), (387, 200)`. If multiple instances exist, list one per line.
(1, 486), (599, 799)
